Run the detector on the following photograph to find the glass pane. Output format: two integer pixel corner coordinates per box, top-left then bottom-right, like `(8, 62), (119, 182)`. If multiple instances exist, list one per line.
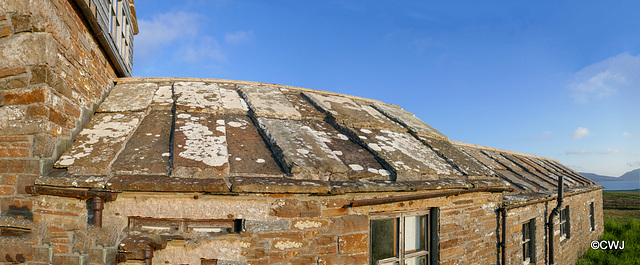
(405, 255), (427, 265)
(372, 218), (398, 264)
(404, 215), (426, 253)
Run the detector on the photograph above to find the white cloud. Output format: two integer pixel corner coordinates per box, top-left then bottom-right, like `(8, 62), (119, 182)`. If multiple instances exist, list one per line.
(628, 161), (640, 167)
(135, 12), (200, 59)
(623, 132), (631, 137)
(565, 150), (590, 155)
(135, 11), (241, 65)
(224, 31), (254, 44)
(568, 52), (640, 103)
(177, 36), (226, 63)
(536, 131), (555, 141)
(599, 148), (619, 155)
(571, 127), (590, 139)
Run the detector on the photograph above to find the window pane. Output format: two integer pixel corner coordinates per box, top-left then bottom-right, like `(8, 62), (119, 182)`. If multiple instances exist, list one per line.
(405, 255), (427, 265)
(372, 218), (398, 264)
(404, 215), (426, 253)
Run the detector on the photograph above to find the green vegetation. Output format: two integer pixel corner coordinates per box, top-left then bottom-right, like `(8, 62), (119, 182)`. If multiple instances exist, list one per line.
(577, 190), (640, 265)
(601, 190), (640, 221)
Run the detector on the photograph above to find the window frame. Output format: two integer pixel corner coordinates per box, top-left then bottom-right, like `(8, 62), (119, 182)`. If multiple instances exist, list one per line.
(559, 206), (570, 239)
(521, 218), (536, 263)
(369, 209), (434, 265)
(589, 202), (595, 231)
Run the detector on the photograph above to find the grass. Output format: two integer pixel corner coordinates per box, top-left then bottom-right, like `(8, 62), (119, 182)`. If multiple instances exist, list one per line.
(577, 190), (640, 265)
(602, 190), (640, 221)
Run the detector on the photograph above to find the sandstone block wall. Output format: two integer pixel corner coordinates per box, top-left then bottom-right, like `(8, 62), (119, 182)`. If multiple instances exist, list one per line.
(17, 190), (505, 264)
(504, 189), (604, 265)
(0, 0), (116, 260)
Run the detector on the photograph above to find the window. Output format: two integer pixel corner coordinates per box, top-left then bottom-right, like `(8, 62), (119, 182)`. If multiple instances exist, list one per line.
(522, 219), (536, 263)
(559, 206), (570, 238)
(589, 202), (595, 231)
(370, 208), (439, 265)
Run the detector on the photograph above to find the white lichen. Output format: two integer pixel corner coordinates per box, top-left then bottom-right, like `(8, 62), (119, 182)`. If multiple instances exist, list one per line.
(274, 240), (302, 250)
(177, 120), (227, 167)
(294, 220), (323, 230)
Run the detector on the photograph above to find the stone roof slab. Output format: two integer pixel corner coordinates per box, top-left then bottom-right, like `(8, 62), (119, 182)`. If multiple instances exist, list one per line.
(54, 112), (143, 175)
(220, 87), (249, 115)
(418, 136), (493, 177)
(349, 128), (460, 180)
(97, 82), (157, 112)
(225, 114), (283, 176)
(150, 84), (173, 109)
(255, 117), (349, 181)
(456, 146), (506, 170)
(172, 112), (229, 178)
(303, 119), (389, 180)
(372, 102), (448, 140)
(303, 92), (400, 130)
(238, 85), (301, 120)
(111, 109), (172, 175)
(174, 82), (223, 113)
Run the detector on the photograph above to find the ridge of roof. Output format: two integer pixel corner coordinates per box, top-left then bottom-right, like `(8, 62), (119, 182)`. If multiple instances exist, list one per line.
(115, 77), (385, 104)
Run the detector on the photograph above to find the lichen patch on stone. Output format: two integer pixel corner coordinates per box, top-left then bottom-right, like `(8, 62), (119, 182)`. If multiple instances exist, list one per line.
(238, 85), (301, 119)
(98, 83), (158, 112)
(220, 87), (249, 114)
(176, 119), (228, 167)
(54, 112), (143, 175)
(174, 82), (223, 112)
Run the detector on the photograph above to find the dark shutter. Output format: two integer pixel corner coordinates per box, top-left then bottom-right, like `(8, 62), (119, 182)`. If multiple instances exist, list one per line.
(430, 207), (440, 265)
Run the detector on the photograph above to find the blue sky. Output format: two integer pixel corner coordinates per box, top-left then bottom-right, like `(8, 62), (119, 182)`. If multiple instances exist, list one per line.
(132, 1), (640, 177)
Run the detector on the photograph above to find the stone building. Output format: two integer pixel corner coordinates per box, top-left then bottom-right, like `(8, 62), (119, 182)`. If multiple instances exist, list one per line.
(0, 0), (603, 264)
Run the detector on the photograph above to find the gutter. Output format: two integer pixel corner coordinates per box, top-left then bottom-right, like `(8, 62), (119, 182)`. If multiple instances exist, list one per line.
(346, 186), (513, 207)
(25, 186), (118, 228)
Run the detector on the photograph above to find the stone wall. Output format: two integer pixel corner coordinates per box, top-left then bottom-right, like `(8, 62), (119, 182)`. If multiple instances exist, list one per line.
(23, 190), (505, 265)
(504, 188), (604, 265)
(0, 0), (116, 260)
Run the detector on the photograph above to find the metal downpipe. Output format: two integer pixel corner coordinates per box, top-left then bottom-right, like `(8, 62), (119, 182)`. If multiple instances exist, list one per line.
(548, 176), (564, 265)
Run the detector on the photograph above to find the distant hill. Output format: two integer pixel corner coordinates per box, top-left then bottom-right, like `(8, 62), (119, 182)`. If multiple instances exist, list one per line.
(580, 172), (619, 182)
(579, 168), (640, 182)
(619, 168), (640, 181)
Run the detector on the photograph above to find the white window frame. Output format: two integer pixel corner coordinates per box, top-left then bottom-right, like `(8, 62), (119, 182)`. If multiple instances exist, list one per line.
(559, 206), (570, 239)
(370, 209), (431, 265)
(589, 202), (595, 231)
(522, 218), (536, 264)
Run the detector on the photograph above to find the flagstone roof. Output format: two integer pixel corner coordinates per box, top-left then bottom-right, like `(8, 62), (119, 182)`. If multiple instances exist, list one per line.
(40, 78), (596, 195)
